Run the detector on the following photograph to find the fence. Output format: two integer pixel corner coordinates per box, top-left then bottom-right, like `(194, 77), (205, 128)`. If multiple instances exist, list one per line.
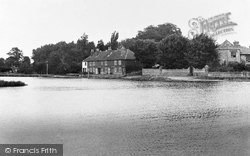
(142, 67), (207, 77)
(208, 72), (250, 77)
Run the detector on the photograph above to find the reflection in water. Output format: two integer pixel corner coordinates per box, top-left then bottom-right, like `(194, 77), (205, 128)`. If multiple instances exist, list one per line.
(0, 77), (249, 156)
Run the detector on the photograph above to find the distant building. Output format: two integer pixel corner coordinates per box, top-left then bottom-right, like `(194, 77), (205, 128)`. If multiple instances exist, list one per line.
(82, 47), (142, 75)
(217, 40), (250, 65)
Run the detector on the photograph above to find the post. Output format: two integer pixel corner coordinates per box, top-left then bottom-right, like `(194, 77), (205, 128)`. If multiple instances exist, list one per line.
(46, 61), (48, 75)
(88, 68), (89, 79)
(205, 65), (209, 76)
(81, 67), (83, 77)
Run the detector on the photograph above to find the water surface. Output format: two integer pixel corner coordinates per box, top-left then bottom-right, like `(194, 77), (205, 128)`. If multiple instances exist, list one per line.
(0, 77), (249, 156)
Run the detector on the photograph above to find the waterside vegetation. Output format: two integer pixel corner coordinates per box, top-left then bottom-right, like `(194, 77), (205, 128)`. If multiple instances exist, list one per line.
(0, 80), (26, 87)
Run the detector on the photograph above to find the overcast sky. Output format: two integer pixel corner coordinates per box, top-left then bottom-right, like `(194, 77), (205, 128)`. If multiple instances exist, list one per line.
(0, 0), (249, 59)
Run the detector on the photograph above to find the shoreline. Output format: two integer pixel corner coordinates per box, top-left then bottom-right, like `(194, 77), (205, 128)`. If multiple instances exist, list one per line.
(1, 73), (250, 82)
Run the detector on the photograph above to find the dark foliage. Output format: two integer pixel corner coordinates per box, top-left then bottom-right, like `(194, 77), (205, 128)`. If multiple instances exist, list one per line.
(32, 34), (94, 74)
(130, 39), (158, 68)
(0, 80), (26, 87)
(209, 62), (250, 72)
(136, 23), (182, 42)
(158, 34), (189, 69)
(185, 34), (220, 69)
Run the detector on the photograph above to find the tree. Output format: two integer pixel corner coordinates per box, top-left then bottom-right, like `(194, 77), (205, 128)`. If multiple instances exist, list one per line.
(0, 58), (11, 72)
(96, 40), (106, 51)
(32, 33), (96, 74)
(136, 23), (182, 42)
(185, 34), (220, 68)
(0, 58), (5, 66)
(110, 31), (119, 50)
(19, 56), (33, 74)
(6, 47), (23, 67)
(120, 38), (136, 50)
(130, 39), (158, 68)
(158, 34), (189, 69)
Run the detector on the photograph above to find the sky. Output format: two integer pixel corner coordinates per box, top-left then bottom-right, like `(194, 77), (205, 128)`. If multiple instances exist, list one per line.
(0, 0), (250, 59)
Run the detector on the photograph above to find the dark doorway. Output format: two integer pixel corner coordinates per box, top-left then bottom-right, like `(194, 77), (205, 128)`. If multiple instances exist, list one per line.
(98, 68), (101, 74)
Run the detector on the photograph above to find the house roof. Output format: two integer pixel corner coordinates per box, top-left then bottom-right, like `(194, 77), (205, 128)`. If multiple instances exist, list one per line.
(83, 48), (136, 62)
(218, 40), (234, 48)
(240, 46), (250, 55)
(218, 40), (250, 55)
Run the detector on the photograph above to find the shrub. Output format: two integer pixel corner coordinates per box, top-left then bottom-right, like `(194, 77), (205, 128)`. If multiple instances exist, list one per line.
(228, 62), (249, 71)
(0, 80), (26, 87)
(209, 62), (250, 72)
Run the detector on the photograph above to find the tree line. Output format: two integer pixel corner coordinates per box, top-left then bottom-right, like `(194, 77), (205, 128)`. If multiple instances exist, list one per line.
(0, 23), (220, 74)
(121, 23), (219, 69)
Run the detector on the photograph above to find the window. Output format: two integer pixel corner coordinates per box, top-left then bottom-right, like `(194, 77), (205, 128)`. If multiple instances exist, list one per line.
(246, 56), (250, 62)
(105, 67), (108, 73)
(114, 67), (117, 73)
(230, 50), (237, 58)
(89, 62), (92, 66)
(85, 62), (86, 66)
(101, 68), (104, 73)
(118, 60), (122, 65)
(93, 62), (95, 66)
(101, 61), (103, 65)
(119, 67), (122, 72)
(114, 60), (117, 65)
(105, 61), (107, 66)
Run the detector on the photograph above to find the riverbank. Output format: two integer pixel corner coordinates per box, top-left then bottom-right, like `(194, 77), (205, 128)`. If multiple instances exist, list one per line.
(0, 73), (82, 78)
(2, 73), (250, 82)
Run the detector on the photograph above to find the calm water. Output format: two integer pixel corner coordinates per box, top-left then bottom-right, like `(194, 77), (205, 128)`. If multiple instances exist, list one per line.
(0, 77), (250, 156)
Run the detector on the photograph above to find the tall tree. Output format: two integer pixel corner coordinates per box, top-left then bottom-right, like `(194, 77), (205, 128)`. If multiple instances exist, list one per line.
(158, 34), (189, 69)
(76, 33), (93, 58)
(6, 47), (23, 67)
(185, 34), (220, 68)
(130, 39), (158, 68)
(136, 23), (182, 42)
(96, 40), (106, 51)
(110, 31), (119, 50)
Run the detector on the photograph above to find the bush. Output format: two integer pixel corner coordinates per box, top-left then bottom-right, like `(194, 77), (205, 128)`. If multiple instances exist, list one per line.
(209, 62), (250, 72)
(0, 80), (26, 87)
(0, 66), (12, 72)
(228, 62), (248, 71)
(209, 65), (234, 72)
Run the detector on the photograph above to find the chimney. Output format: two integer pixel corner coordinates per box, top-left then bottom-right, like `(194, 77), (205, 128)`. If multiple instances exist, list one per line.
(90, 49), (94, 55)
(233, 41), (240, 47)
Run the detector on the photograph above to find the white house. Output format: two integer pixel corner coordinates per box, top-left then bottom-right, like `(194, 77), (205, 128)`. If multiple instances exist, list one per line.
(82, 61), (88, 73)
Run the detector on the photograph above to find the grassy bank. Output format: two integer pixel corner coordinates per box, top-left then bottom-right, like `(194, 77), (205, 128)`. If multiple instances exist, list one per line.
(0, 80), (26, 87)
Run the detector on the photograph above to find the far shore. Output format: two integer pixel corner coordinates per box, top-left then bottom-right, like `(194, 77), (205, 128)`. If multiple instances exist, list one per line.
(2, 73), (250, 82)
